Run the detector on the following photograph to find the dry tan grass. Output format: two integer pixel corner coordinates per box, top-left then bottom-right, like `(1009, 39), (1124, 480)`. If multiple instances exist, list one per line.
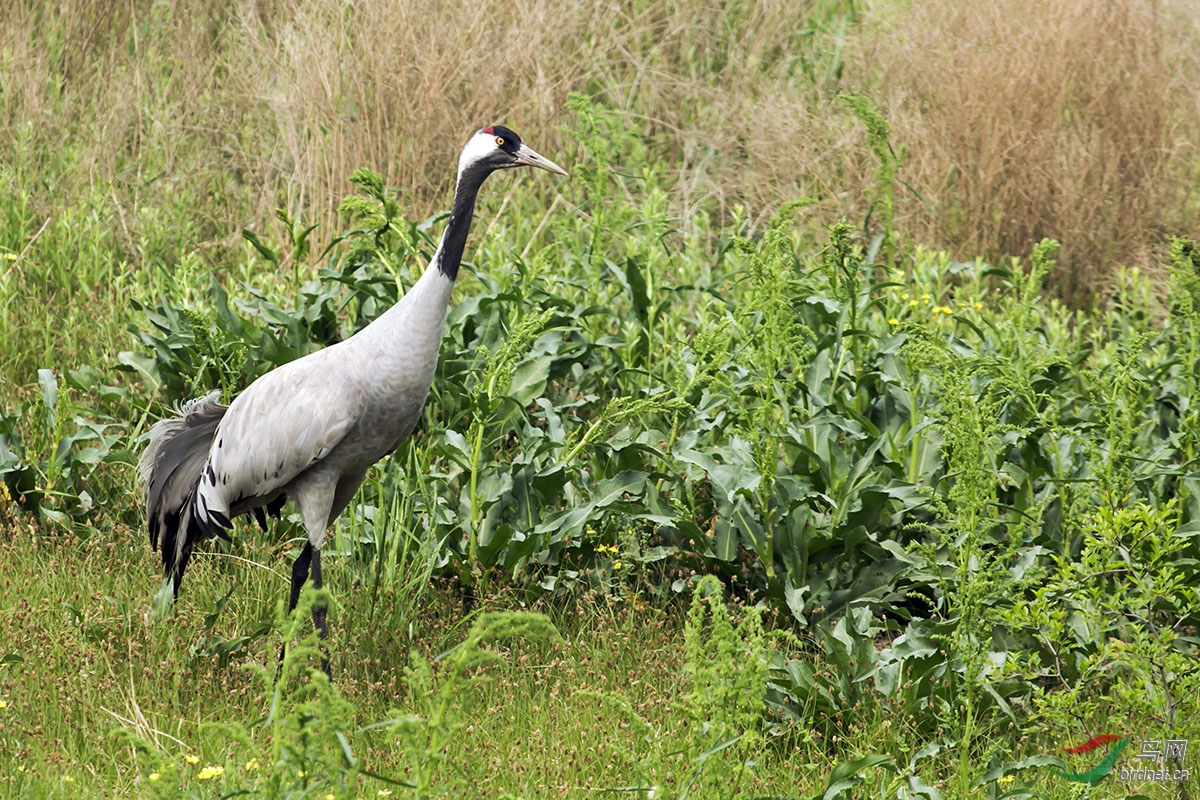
(863, 0), (1200, 302)
(224, 0), (859, 228)
(0, 0), (857, 237)
(1, 0), (1198, 303)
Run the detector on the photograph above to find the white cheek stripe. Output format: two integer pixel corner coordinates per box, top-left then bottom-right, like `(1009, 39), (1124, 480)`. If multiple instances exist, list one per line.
(458, 131), (500, 177)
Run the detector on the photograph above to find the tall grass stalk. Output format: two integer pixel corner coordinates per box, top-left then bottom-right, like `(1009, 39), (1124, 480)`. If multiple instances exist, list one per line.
(903, 333), (1010, 781)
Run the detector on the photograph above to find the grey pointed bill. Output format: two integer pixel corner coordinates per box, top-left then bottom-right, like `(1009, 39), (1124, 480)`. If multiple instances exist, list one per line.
(514, 144), (568, 176)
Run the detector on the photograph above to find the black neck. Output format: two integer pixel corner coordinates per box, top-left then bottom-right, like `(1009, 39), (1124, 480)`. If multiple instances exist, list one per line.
(434, 163), (492, 280)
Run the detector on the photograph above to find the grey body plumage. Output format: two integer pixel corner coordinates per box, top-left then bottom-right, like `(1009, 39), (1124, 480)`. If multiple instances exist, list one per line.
(138, 126), (566, 668)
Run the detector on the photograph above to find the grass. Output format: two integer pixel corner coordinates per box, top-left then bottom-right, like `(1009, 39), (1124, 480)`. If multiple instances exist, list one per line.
(3, 0), (1200, 798)
(0, 526), (806, 797)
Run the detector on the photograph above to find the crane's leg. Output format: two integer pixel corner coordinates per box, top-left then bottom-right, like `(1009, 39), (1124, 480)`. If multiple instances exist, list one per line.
(310, 545), (331, 676)
(287, 541), (314, 614)
(279, 541), (330, 677)
(281, 480), (336, 677)
(279, 542), (313, 675)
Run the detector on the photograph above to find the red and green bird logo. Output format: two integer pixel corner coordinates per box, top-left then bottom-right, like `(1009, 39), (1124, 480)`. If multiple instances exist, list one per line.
(1052, 735), (1130, 782)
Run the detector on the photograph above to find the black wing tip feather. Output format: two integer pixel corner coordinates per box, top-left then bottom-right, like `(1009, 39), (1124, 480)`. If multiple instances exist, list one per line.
(156, 490), (287, 595)
(155, 507), (179, 570)
(160, 504), (235, 593)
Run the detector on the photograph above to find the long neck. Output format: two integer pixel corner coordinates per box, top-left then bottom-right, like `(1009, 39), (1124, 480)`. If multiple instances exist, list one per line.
(348, 163), (492, 356)
(432, 166), (490, 281)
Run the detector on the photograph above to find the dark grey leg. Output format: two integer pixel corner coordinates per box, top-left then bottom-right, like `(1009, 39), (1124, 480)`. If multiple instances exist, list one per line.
(288, 541), (314, 613)
(280, 541), (315, 675)
(310, 546), (331, 676)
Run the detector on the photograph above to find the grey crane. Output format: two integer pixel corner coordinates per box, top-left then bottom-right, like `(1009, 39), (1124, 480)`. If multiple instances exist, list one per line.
(139, 125), (566, 663)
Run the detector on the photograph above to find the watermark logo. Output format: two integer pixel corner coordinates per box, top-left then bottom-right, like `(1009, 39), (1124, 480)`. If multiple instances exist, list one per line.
(1048, 735), (1189, 784)
(1118, 738), (1190, 784)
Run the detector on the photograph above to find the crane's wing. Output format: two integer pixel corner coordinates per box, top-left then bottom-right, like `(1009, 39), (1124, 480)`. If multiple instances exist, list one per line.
(196, 355), (366, 522)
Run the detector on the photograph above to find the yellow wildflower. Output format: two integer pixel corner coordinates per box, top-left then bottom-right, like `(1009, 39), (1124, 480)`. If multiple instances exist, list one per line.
(888, 318), (899, 326)
(148, 772), (161, 782)
(974, 301), (983, 309)
(900, 292), (909, 300)
(0, 699), (8, 709)
(244, 758), (260, 771)
(197, 765), (224, 781)
(63, 776), (74, 783)
(908, 300), (918, 307)
(613, 560), (623, 570)
(185, 754), (200, 765)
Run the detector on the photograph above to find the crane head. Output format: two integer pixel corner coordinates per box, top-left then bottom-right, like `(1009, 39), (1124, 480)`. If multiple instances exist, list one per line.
(458, 125), (568, 179)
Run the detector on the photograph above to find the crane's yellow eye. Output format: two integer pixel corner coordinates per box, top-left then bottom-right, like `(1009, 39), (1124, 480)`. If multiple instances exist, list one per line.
(495, 136), (505, 146)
